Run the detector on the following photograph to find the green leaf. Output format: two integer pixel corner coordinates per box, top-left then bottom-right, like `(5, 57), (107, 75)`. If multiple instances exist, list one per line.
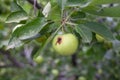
(10, 1), (23, 12)
(82, 6), (120, 17)
(75, 25), (92, 43)
(42, 2), (51, 17)
(57, 0), (67, 10)
(20, 1), (32, 14)
(13, 18), (49, 40)
(48, 5), (61, 22)
(83, 22), (115, 41)
(90, 0), (120, 5)
(71, 11), (86, 19)
(66, 0), (91, 7)
(0, 23), (4, 30)
(7, 37), (24, 49)
(6, 11), (28, 23)
(115, 22), (120, 31)
(8, 17), (50, 48)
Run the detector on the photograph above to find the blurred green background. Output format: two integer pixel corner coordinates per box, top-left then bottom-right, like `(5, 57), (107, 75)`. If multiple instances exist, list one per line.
(0, 0), (120, 80)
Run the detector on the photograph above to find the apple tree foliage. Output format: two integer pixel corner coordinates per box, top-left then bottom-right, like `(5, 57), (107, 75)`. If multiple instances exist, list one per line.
(0, 0), (120, 80)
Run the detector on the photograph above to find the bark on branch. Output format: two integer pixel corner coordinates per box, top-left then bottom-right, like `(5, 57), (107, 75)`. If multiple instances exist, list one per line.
(71, 54), (79, 80)
(27, 0), (43, 10)
(0, 49), (24, 68)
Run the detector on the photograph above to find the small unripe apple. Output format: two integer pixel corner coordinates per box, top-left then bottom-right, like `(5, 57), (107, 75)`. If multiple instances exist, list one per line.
(33, 55), (44, 64)
(51, 69), (59, 76)
(98, 69), (103, 74)
(52, 33), (78, 56)
(104, 41), (112, 49)
(78, 76), (86, 80)
(95, 34), (105, 42)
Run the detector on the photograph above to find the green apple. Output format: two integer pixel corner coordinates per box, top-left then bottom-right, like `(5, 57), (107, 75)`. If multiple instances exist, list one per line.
(33, 55), (44, 64)
(78, 76), (86, 80)
(52, 33), (78, 56)
(98, 69), (103, 74)
(95, 34), (105, 42)
(104, 41), (112, 49)
(51, 69), (59, 76)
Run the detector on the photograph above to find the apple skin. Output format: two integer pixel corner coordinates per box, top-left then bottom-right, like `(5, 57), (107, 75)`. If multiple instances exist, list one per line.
(51, 69), (59, 76)
(95, 34), (112, 48)
(95, 34), (105, 42)
(78, 76), (86, 80)
(104, 41), (112, 49)
(33, 55), (44, 64)
(52, 33), (78, 56)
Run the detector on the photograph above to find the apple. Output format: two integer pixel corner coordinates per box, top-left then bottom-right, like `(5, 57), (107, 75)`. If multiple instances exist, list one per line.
(95, 34), (112, 48)
(33, 55), (44, 64)
(78, 76), (86, 80)
(95, 34), (105, 42)
(51, 69), (59, 76)
(52, 33), (78, 56)
(98, 69), (103, 74)
(104, 41), (112, 49)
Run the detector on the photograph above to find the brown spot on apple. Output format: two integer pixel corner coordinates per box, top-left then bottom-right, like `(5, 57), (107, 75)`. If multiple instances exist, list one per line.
(56, 37), (62, 45)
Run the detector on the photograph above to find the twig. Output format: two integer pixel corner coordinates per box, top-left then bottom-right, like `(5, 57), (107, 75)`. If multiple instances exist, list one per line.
(27, 0), (43, 10)
(34, 0), (37, 15)
(71, 54), (77, 66)
(0, 64), (14, 68)
(0, 49), (24, 68)
(71, 54), (79, 80)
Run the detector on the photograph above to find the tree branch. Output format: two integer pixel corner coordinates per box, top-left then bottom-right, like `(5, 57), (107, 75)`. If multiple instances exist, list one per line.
(27, 0), (43, 10)
(72, 54), (77, 66)
(71, 54), (79, 80)
(0, 49), (24, 68)
(0, 64), (14, 68)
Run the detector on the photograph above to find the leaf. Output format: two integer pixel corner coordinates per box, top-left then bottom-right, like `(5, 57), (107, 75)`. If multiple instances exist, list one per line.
(57, 0), (67, 10)
(20, 1), (32, 14)
(115, 22), (120, 31)
(83, 22), (115, 41)
(6, 11), (28, 23)
(90, 0), (120, 5)
(71, 11), (86, 19)
(42, 2), (51, 17)
(7, 37), (23, 49)
(86, 44), (106, 60)
(66, 0), (91, 7)
(8, 17), (50, 48)
(75, 25), (92, 43)
(82, 6), (120, 17)
(10, 1), (23, 12)
(48, 5), (61, 22)
(12, 24), (24, 32)
(12, 17), (49, 40)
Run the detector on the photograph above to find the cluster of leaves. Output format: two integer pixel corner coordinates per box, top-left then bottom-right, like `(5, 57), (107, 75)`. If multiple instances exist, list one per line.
(0, 0), (120, 80)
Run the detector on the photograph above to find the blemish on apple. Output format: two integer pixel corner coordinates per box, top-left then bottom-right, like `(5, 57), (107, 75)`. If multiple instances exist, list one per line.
(56, 37), (62, 45)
